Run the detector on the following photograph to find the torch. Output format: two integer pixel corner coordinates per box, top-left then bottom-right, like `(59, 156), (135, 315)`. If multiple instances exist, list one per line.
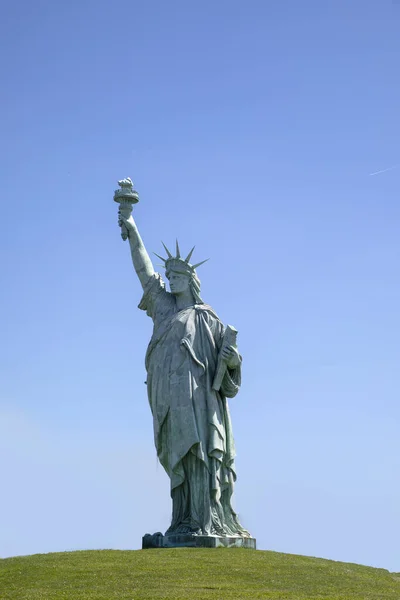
(113, 177), (139, 241)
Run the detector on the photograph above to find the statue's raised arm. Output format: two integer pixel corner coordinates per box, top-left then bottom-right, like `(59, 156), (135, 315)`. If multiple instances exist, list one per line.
(114, 178), (154, 289)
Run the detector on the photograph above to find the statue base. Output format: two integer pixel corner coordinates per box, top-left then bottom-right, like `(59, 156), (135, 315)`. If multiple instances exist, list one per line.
(142, 532), (256, 549)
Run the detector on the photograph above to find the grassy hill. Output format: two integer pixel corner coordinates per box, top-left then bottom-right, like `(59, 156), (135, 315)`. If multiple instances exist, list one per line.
(1, 548), (399, 600)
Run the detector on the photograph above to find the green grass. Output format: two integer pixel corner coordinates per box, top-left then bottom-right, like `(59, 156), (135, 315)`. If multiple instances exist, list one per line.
(1, 548), (399, 600)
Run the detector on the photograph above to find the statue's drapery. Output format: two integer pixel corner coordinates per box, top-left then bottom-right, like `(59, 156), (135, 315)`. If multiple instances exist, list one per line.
(139, 273), (249, 536)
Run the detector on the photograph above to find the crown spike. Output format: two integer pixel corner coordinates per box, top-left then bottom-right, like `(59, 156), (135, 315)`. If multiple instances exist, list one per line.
(161, 241), (173, 258)
(176, 239), (181, 258)
(153, 252), (166, 263)
(192, 258), (210, 270)
(185, 246), (195, 263)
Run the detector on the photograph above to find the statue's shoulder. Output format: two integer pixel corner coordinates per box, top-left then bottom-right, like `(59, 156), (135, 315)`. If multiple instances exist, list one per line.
(194, 303), (221, 321)
(194, 303), (214, 312)
(139, 272), (174, 318)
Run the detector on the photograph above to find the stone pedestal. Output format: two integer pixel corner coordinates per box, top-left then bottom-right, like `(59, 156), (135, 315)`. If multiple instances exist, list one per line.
(142, 532), (256, 549)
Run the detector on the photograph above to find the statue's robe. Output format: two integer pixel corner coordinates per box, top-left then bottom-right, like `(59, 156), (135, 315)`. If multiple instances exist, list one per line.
(139, 273), (248, 536)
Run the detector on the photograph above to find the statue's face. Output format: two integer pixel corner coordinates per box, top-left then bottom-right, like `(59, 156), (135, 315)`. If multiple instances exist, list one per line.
(167, 271), (191, 295)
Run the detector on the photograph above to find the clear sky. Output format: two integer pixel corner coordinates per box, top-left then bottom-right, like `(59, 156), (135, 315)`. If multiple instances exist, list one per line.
(1, 0), (399, 572)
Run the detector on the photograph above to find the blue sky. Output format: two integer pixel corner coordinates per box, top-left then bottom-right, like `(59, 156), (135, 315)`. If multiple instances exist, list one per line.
(1, 0), (399, 572)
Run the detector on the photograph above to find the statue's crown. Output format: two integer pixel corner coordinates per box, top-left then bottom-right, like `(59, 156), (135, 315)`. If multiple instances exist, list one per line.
(154, 241), (208, 276)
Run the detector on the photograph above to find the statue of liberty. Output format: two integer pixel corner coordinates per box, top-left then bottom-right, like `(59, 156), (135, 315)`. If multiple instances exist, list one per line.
(115, 179), (252, 544)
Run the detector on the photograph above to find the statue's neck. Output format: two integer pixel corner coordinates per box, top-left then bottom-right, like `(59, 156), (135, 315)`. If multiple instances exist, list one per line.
(174, 290), (195, 311)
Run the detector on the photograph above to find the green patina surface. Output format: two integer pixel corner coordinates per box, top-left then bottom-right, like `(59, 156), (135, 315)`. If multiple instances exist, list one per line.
(1, 548), (399, 600)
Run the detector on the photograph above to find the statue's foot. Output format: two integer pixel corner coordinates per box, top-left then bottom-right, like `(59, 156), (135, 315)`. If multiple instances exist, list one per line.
(179, 526), (193, 534)
(165, 524), (203, 536)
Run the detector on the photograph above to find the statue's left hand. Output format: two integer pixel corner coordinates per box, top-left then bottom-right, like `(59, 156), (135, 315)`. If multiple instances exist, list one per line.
(221, 345), (241, 369)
